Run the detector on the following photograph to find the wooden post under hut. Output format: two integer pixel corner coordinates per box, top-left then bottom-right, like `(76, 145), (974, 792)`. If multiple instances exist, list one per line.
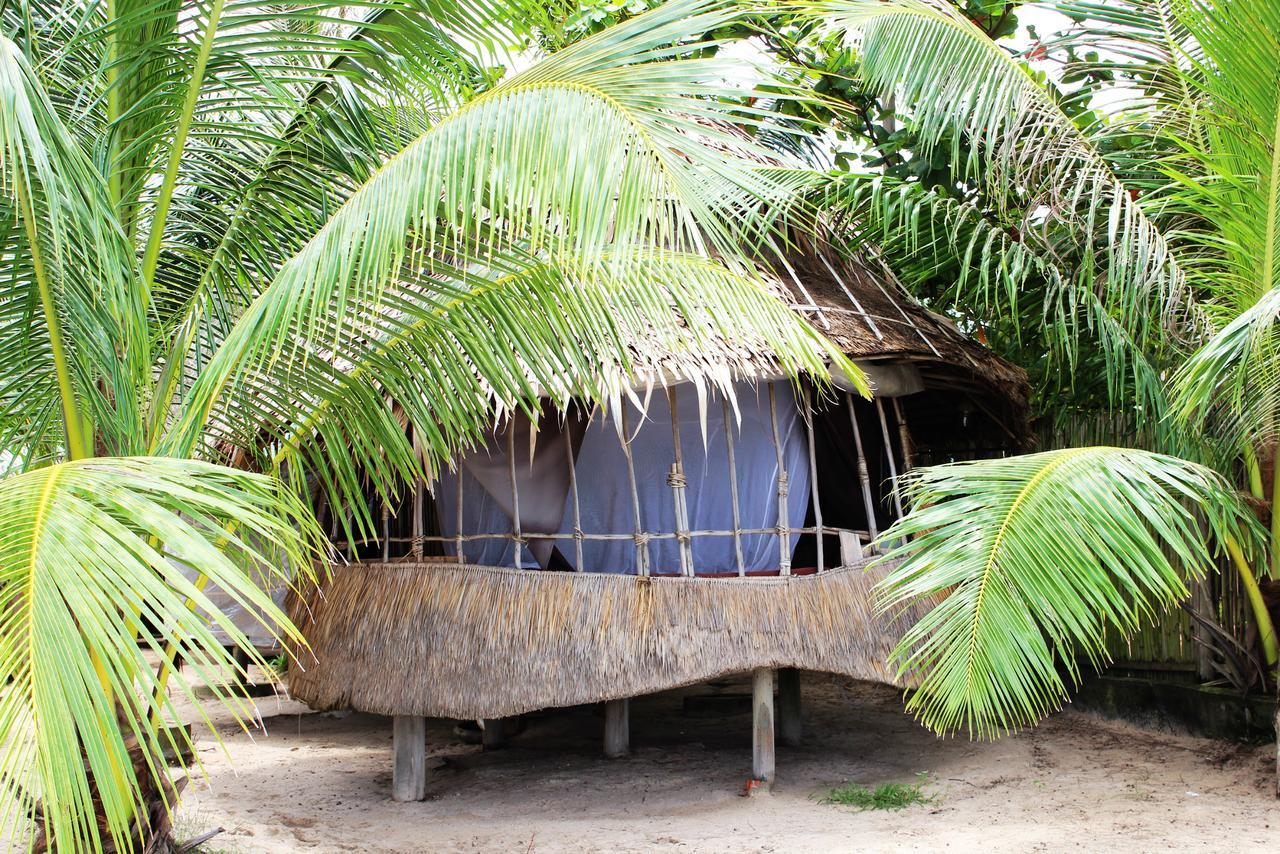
(482, 718), (508, 750)
(777, 668), (802, 747)
(752, 668), (776, 784)
(603, 698), (630, 758)
(392, 715), (428, 802)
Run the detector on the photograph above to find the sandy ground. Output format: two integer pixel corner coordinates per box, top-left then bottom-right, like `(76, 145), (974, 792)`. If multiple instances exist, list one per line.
(174, 672), (1279, 854)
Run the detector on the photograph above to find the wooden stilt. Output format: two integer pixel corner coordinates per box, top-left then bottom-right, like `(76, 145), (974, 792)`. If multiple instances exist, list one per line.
(392, 715), (427, 802)
(603, 698), (630, 758)
(482, 718), (508, 750)
(224, 646), (249, 697)
(752, 668), (775, 783)
(778, 668), (802, 747)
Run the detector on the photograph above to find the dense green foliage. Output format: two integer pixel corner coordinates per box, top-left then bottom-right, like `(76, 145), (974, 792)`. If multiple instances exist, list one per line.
(813, 0), (1279, 736)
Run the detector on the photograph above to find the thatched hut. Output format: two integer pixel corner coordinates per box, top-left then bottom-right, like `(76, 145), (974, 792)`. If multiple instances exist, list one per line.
(286, 245), (1030, 799)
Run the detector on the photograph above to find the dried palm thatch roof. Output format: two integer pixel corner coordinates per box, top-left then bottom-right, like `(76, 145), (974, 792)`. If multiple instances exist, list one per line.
(551, 239), (1031, 429)
(781, 248), (1025, 392)
(287, 559), (938, 719)
(467, 244), (1032, 442)
(773, 245), (1031, 445)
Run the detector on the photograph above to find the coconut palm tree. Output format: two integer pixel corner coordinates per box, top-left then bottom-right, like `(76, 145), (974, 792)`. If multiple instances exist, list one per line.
(810, 0), (1279, 742)
(0, 0), (859, 849)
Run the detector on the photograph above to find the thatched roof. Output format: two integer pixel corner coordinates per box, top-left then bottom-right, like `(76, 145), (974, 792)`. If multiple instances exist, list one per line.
(772, 246), (1032, 445)
(782, 250), (1024, 391)
(287, 560), (937, 719)
(581, 243), (1031, 441)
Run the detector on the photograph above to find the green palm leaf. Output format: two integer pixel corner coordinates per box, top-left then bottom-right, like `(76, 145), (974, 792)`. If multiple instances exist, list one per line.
(820, 176), (1176, 429)
(188, 247), (859, 538)
(144, 39), (447, 443)
(874, 447), (1264, 738)
(810, 0), (1190, 353)
(0, 457), (322, 853)
(1170, 286), (1280, 455)
(162, 0), (837, 466)
(0, 34), (145, 459)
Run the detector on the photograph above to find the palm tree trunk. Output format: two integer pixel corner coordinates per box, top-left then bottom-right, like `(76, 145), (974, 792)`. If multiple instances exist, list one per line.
(1226, 537), (1279, 668)
(33, 734), (184, 853)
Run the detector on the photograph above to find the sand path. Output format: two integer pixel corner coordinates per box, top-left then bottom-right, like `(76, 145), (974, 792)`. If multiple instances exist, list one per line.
(176, 673), (1279, 853)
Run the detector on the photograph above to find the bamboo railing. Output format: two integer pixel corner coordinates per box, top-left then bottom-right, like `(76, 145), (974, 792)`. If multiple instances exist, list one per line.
(337, 383), (910, 577)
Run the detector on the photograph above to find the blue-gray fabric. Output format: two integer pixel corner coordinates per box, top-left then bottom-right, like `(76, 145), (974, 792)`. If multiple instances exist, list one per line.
(435, 381), (809, 575)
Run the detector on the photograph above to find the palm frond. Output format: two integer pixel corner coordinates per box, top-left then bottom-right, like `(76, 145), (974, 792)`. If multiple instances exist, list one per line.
(161, 0), (832, 455)
(1054, 0), (1206, 127)
(1143, 0), (1280, 319)
(88, 0), (499, 236)
(144, 48), (443, 443)
(0, 457), (323, 854)
(0, 34), (145, 459)
(823, 175), (1178, 434)
(179, 247), (858, 540)
(1170, 286), (1280, 454)
(811, 0), (1191, 349)
(874, 447), (1264, 738)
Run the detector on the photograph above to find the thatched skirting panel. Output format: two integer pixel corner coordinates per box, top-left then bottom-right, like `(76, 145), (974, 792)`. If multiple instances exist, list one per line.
(286, 561), (929, 719)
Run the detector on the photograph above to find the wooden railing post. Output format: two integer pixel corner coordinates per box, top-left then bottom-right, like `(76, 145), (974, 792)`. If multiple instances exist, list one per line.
(666, 388), (694, 576)
(721, 399), (746, 576)
(845, 393), (879, 543)
(801, 384), (824, 572)
(411, 428), (425, 560)
(767, 385), (791, 575)
(619, 405), (650, 576)
(876, 398), (905, 520)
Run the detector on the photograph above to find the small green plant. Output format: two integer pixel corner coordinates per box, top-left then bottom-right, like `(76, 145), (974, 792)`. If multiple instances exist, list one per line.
(265, 654), (289, 678)
(821, 774), (935, 811)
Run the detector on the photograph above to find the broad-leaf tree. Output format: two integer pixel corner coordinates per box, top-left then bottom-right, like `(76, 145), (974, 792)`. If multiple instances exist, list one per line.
(0, 1), (858, 849)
